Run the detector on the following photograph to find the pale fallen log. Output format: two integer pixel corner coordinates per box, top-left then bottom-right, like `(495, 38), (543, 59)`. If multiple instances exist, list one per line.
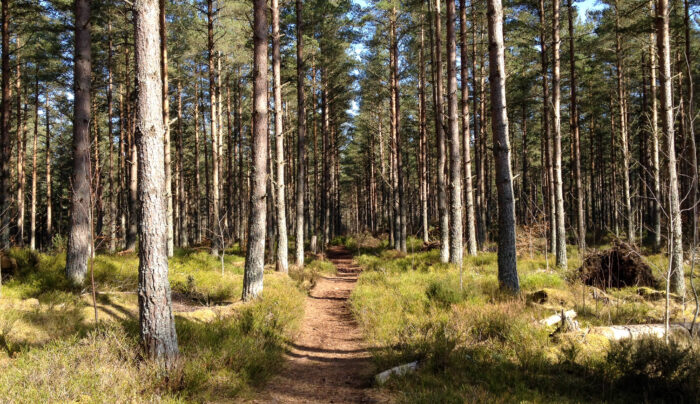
(539, 310), (577, 327)
(375, 361), (419, 385)
(589, 324), (691, 341)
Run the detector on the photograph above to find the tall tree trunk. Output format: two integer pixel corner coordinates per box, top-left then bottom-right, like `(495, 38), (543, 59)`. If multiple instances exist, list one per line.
(295, 0), (306, 267)
(0, 0), (10, 248)
(472, 2), (486, 249)
(92, 90), (103, 247)
(15, 46), (26, 247)
(447, 0), (463, 265)
(193, 64), (202, 244)
(487, 0), (519, 293)
(460, 0), (477, 256)
(207, 0), (221, 256)
(177, 79), (188, 247)
(390, 8), (405, 253)
(272, 0), (288, 272)
(614, 0), (634, 245)
(568, 0), (584, 252)
(107, 23), (116, 253)
(433, 0), (449, 263)
(655, 0), (684, 295)
(30, 71), (38, 250)
(160, 0), (173, 257)
(243, 0), (268, 301)
(125, 43), (138, 251)
(134, 0), (179, 367)
(538, 0), (556, 257)
(66, 0), (92, 285)
(419, 15), (429, 244)
(552, 0), (567, 268)
(45, 92), (52, 244)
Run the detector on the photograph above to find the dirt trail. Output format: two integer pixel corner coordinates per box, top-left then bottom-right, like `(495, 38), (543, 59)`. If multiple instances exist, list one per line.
(251, 246), (379, 403)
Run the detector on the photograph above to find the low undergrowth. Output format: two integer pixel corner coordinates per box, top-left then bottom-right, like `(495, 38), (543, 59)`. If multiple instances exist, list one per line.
(350, 237), (699, 403)
(0, 247), (306, 403)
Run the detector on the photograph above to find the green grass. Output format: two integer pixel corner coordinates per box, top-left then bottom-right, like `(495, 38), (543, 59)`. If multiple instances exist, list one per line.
(350, 237), (700, 403)
(0, 247), (307, 403)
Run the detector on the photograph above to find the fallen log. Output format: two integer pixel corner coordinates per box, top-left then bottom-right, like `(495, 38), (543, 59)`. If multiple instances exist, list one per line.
(539, 310), (577, 327)
(588, 324), (691, 341)
(375, 361), (419, 385)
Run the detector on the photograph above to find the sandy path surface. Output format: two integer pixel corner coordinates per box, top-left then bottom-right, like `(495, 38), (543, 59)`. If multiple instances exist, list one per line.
(250, 246), (380, 404)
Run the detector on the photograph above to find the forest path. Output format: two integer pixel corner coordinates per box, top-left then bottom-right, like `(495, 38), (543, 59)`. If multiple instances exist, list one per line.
(250, 246), (381, 403)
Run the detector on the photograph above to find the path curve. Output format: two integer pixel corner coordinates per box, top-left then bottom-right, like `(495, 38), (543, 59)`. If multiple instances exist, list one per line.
(251, 246), (378, 403)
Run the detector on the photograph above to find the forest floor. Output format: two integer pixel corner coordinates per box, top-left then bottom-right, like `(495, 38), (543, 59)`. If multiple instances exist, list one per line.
(252, 245), (385, 404)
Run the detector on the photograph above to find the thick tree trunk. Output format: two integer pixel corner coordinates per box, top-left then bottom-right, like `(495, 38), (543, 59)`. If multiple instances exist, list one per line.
(207, 0), (220, 256)
(0, 0), (10, 248)
(134, 0), (179, 367)
(460, 0), (477, 256)
(447, 0), (463, 265)
(433, 0), (449, 263)
(552, 0), (567, 268)
(655, 0), (684, 295)
(66, 0), (92, 285)
(272, 0), (288, 273)
(160, 0), (173, 257)
(243, 0), (268, 301)
(487, 0), (519, 293)
(295, 0), (305, 267)
(568, 0), (584, 253)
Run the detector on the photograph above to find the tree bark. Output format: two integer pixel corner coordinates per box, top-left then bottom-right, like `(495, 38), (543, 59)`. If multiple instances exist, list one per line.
(160, 0), (173, 257)
(295, 0), (305, 267)
(487, 0), (519, 293)
(390, 8), (405, 253)
(647, 0), (661, 250)
(243, 0), (268, 301)
(552, 0), (567, 268)
(134, 0), (179, 367)
(538, 0), (556, 257)
(568, 0), (584, 253)
(45, 91), (52, 244)
(447, 0), (463, 265)
(418, 16), (429, 244)
(15, 46), (26, 247)
(193, 64), (202, 244)
(126, 42), (138, 251)
(614, 0), (634, 245)
(460, 0), (477, 256)
(655, 0), (684, 295)
(207, 0), (220, 256)
(66, 0), (92, 285)
(107, 23), (116, 253)
(433, 0), (449, 263)
(30, 70), (38, 250)
(272, 0), (288, 272)
(0, 0), (10, 248)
